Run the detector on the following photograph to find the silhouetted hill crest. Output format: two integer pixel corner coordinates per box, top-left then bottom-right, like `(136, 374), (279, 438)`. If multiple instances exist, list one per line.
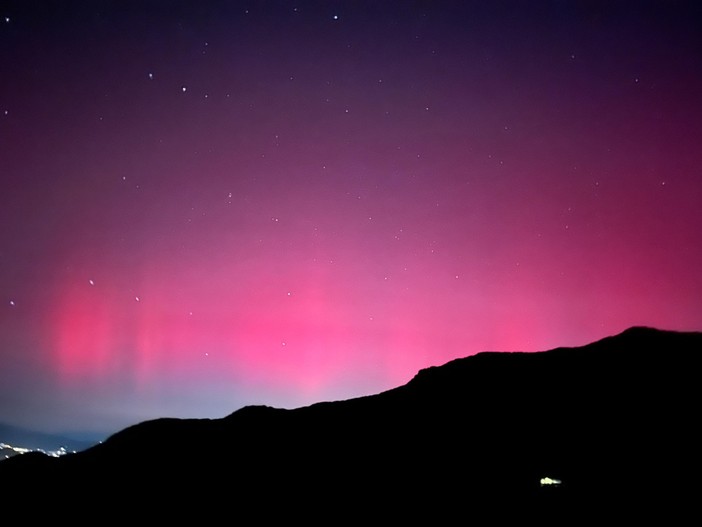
(1, 326), (700, 519)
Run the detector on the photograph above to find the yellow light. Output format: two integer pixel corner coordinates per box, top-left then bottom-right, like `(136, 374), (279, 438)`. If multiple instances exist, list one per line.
(540, 477), (562, 486)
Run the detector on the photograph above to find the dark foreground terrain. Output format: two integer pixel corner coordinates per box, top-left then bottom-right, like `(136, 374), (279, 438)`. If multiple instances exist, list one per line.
(2, 327), (700, 520)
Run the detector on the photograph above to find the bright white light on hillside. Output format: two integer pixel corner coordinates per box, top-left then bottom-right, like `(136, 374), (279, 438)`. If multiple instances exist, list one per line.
(540, 476), (562, 486)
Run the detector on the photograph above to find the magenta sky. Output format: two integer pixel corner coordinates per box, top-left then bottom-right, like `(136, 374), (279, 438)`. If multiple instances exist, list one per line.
(1, 1), (701, 436)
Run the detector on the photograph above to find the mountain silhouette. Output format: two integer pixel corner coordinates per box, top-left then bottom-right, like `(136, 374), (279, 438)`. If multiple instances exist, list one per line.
(1, 326), (700, 520)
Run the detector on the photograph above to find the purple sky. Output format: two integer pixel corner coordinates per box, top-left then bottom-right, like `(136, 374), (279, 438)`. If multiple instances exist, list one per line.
(1, 1), (701, 436)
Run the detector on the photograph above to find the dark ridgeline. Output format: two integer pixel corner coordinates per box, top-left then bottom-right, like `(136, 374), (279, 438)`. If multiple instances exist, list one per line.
(1, 326), (700, 520)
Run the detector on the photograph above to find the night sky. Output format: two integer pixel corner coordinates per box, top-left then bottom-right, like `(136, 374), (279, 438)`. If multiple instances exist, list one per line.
(1, 1), (701, 436)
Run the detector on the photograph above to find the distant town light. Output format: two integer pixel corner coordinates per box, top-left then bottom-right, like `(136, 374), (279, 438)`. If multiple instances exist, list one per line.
(540, 476), (562, 486)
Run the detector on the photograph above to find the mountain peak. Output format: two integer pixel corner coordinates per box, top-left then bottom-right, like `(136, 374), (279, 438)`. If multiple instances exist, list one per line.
(2, 327), (700, 519)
